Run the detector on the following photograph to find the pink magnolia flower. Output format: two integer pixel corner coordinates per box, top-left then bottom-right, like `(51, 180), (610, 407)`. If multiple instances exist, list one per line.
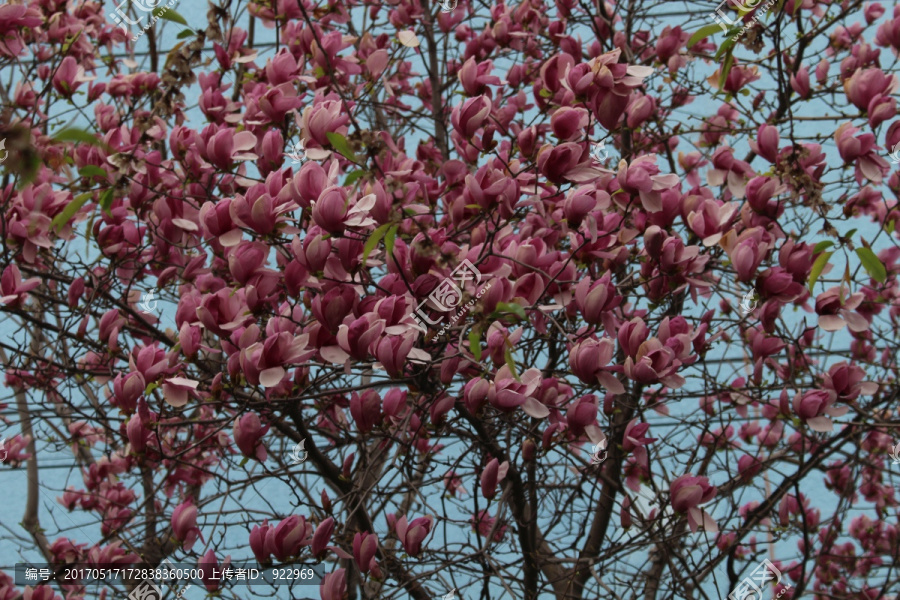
(835, 122), (890, 184)
(451, 95), (492, 139)
(623, 338), (685, 389)
(670, 474), (718, 533)
(615, 156), (680, 213)
(205, 128), (258, 170)
(748, 124), (780, 163)
(792, 389), (848, 432)
(320, 568), (347, 600)
(0, 433), (32, 465)
(161, 376), (199, 408)
(568, 338), (624, 393)
(23, 586), (58, 600)
(349, 390), (383, 433)
(574, 274), (621, 324)
(458, 57), (502, 96)
(843, 67), (898, 112)
(111, 372), (145, 414)
(265, 515), (311, 562)
(623, 419), (656, 452)
(480, 458), (509, 499)
(233, 413), (269, 462)
(310, 517), (334, 559)
(566, 395), (598, 436)
(52, 56), (94, 97)
(352, 532), (379, 574)
(815, 286), (869, 333)
(249, 521), (271, 563)
(171, 501), (202, 551)
(0, 265), (40, 305)
(198, 550), (230, 592)
(471, 510), (507, 541)
(394, 515), (433, 557)
(301, 100), (351, 148)
(550, 107), (589, 141)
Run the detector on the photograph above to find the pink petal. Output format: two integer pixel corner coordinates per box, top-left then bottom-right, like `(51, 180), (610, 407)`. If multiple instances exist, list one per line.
(817, 314), (846, 332)
(398, 30), (420, 47)
(806, 416), (834, 432)
(260, 367), (286, 388)
(320, 346), (351, 364)
(597, 371), (625, 394)
(522, 397), (550, 419)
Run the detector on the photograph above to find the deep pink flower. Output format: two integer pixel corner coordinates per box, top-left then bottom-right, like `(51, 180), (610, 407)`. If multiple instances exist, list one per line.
(233, 413), (269, 462)
(394, 515), (433, 557)
(171, 501), (202, 551)
(352, 532), (379, 574)
(670, 474), (717, 532)
(198, 550), (230, 592)
(480, 458), (509, 499)
(320, 568), (347, 600)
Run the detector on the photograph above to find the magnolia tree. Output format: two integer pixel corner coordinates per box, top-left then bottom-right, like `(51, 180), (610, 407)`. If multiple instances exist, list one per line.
(1, 0), (900, 598)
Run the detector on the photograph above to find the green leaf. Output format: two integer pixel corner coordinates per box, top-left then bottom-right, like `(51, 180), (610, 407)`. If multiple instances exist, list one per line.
(78, 166), (107, 179)
(155, 7), (188, 25)
(384, 224), (398, 258)
(52, 128), (109, 150)
(886, 220), (896, 235)
(51, 192), (93, 232)
(718, 52), (735, 91)
(240, 456), (250, 467)
(313, 66), (325, 78)
(714, 37), (738, 61)
(538, 88), (552, 98)
(812, 240), (834, 254)
(504, 348), (520, 382)
(845, 228), (858, 240)
(496, 302), (527, 320)
(855, 247), (887, 283)
(344, 170), (366, 186)
(99, 188), (115, 215)
(794, 0), (803, 11)
(325, 132), (358, 163)
(362, 223), (392, 265)
(808, 251), (832, 293)
(688, 23), (724, 48)
(469, 327), (482, 362)
(176, 29), (195, 39)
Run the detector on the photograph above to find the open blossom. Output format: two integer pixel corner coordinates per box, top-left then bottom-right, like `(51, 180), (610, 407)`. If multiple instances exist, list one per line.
(792, 389), (849, 433)
(670, 474), (718, 533)
(394, 515), (433, 557)
(815, 286), (870, 333)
